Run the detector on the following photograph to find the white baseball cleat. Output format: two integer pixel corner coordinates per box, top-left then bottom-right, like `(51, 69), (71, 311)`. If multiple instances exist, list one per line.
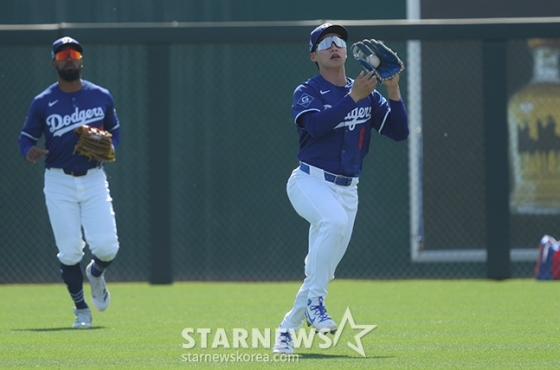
(72, 307), (92, 329)
(86, 260), (110, 311)
(272, 328), (294, 354)
(305, 297), (338, 334)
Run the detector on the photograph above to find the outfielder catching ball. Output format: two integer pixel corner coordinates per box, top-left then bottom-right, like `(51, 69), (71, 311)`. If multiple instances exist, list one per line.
(273, 23), (409, 354)
(18, 37), (121, 329)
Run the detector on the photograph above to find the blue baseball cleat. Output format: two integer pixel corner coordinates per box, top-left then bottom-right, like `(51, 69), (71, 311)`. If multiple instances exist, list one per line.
(272, 328), (294, 354)
(304, 297), (337, 334)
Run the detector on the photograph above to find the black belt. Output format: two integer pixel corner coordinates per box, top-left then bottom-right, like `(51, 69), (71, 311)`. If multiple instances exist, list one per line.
(299, 163), (353, 186)
(63, 169), (88, 177)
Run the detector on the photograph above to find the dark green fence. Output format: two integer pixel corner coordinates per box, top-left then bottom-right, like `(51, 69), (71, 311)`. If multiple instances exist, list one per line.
(2, 18), (560, 283)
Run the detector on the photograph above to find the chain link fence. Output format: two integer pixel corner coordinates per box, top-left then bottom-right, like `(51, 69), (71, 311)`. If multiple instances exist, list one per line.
(412, 39), (558, 278)
(1, 24), (557, 283)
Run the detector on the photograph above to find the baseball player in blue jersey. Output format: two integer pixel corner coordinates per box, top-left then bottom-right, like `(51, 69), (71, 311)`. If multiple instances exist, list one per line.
(18, 37), (121, 329)
(273, 23), (409, 353)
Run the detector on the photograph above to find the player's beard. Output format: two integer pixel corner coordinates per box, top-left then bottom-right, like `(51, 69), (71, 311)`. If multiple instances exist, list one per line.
(57, 67), (81, 82)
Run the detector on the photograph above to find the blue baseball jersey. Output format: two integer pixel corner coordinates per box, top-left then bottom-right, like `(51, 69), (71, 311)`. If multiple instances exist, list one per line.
(292, 74), (408, 177)
(19, 80), (121, 171)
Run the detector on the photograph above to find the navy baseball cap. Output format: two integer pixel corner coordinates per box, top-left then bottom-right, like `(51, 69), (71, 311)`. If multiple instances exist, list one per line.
(309, 23), (348, 52)
(51, 36), (83, 59)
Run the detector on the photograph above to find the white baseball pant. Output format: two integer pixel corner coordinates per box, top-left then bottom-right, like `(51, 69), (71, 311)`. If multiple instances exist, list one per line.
(44, 168), (119, 266)
(279, 163), (359, 329)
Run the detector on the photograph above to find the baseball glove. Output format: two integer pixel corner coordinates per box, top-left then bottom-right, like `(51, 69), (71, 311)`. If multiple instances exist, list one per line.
(351, 39), (404, 83)
(73, 125), (115, 162)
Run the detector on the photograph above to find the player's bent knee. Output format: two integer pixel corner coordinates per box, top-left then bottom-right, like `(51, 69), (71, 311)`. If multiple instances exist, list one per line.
(92, 244), (119, 262)
(89, 235), (119, 262)
(55, 237), (86, 265)
(322, 214), (349, 235)
(57, 251), (84, 266)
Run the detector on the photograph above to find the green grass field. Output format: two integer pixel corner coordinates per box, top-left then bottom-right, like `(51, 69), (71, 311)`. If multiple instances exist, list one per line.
(1, 279), (558, 369)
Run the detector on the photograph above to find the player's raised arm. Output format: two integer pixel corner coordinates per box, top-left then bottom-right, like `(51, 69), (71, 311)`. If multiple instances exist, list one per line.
(273, 23), (409, 355)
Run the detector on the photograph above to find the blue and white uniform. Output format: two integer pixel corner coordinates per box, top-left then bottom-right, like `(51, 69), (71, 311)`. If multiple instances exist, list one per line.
(279, 74), (408, 330)
(294, 74), (408, 177)
(19, 80), (121, 171)
(19, 80), (121, 266)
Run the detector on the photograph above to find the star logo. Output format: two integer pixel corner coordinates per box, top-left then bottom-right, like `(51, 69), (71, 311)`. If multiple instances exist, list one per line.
(332, 307), (377, 357)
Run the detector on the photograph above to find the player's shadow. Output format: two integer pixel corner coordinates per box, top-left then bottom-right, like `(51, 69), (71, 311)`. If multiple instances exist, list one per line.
(299, 353), (394, 360)
(12, 326), (105, 332)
